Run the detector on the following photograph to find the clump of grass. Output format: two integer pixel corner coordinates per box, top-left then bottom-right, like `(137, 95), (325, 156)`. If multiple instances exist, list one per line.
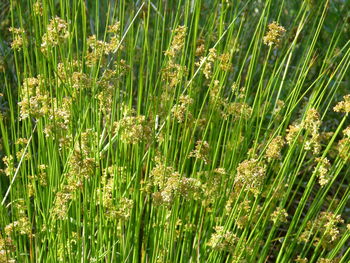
(1, 0), (350, 262)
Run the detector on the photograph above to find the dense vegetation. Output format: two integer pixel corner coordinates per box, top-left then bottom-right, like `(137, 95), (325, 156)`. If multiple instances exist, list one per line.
(1, 0), (350, 262)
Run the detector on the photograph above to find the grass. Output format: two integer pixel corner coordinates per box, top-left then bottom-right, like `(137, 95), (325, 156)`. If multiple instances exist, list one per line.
(0, 0), (350, 262)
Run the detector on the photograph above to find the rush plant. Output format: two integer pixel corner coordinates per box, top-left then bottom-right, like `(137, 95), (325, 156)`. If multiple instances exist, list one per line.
(0, 0), (350, 262)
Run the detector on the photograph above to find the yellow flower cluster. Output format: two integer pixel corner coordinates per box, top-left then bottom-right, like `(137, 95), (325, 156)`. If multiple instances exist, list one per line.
(200, 168), (227, 208)
(265, 136), (285, 162)
(313, 157), (331, 187)
(18, 76), (50, 120)
(0, 234), (15, 263)
(9, 27), (26, 51)
(333, 94), (350, 113)
(85, 24), (122, 67)
(52, 130), (97, 220)
(235, 158), (266, 196)
(299, 212), (344, 249)
(1, 155), (14, 177)
(41, 17), (69, 53)
(224, 102), (253, 121)
(28, 164), (48, 196)
(4, 200), (31, 237)
(150, 157), (202, 206)
(43, 97), (72, 138)
(263, 21), (286, 47)
(270, 206), (288, 224)
(33, 1), (43, 16)
(207, 226), (239, 253)
(189, 140), (210, 164)
(114, 108), (152, 144)
(153, 171), (202, 206)
(162, 25), (188, 87)
(286, 108), (322, 155)
(303, 108), (321, 154)
(98, 169), (134, 220)
(197, 48), (217, 79)
(165, 25), (187, 58)
(171, 95), (193, 123)
(18, 75), (72, 143)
